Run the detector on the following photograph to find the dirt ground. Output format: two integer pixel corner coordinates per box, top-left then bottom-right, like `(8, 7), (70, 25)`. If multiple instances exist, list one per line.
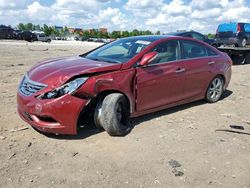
(0, 40), (249, 188)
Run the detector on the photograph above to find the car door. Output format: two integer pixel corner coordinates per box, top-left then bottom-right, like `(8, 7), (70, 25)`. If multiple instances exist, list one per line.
(179, 40), (216, 99)
(136, 40), (187, 112)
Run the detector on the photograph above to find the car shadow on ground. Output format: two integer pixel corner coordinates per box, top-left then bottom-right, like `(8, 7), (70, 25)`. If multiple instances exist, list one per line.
(43, 89), (233, 140)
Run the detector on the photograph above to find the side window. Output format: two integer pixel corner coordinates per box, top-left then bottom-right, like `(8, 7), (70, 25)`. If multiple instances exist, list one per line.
(182, 40), (207, 59)
(244, 24), (250, 32)
(150, 40), (179, 64)
(206, 47), (218, 56)
(183, 34), (193, 38)
(191, 33), (205, 41)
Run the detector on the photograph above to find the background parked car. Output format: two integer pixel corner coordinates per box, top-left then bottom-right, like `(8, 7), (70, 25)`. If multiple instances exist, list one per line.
(215, 22), (250, 47)
(168, 31), (216, 47)
(17, 31), (37, 42)
(32, 31), (51, 43)
(0, 25), (16, 39)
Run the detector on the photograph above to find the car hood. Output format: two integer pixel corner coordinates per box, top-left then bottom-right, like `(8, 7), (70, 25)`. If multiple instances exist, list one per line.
(27, 56), (122, 87)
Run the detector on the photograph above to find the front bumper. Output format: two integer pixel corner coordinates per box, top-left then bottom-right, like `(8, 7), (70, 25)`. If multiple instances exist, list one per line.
(17, 92), (89, 135)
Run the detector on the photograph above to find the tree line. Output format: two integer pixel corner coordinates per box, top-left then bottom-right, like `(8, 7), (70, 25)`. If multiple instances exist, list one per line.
(16, 23), (161, 39)
(15, 22), (216, 39)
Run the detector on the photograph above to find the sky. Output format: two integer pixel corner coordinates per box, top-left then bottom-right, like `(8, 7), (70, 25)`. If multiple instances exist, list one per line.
(0, 0), (250, 34)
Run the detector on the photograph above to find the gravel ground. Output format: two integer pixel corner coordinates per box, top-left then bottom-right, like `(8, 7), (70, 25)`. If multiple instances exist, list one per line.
(0, 40), (249, 188)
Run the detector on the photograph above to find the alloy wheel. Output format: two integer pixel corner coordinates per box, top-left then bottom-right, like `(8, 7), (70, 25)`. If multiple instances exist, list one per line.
(208, 78), (223, 101)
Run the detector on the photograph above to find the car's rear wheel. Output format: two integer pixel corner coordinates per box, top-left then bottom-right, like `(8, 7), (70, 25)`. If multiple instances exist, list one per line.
(94, 93), (131, 136)
(205, 76), (224, 103)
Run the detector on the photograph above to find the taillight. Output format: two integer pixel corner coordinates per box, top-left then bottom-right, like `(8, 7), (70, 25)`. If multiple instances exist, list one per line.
(237, 23), (241, 33)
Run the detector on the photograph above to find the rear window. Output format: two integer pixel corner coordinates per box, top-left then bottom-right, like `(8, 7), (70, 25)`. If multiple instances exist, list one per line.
(244, 24), (250, 32)
(218, 23), (237, 33)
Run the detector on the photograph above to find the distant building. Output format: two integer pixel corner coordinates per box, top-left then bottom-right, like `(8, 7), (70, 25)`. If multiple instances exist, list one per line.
(68, 28), (75, 34)
(99, 28), (108, 33)
(68, 27), (83, 35)
(74, 28), (83, 35)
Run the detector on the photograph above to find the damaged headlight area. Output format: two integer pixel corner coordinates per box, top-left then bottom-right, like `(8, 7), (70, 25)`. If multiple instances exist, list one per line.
(37, 77), (88, 99)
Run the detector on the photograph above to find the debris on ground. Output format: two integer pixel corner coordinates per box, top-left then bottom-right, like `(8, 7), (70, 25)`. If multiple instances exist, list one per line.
(72, 152), (79, 157)
(169, 159), (184, 177)
(24, 142), (32, 152)
(243, 120), (250, 125)
(169, 159), (182, 168)
(187, 124), (197, 129)
(215, 129), (250, 136)
(8, 152), (16, 160)
(172, 168), (184, 176)
(10, 127), (29, 132)
(0, 135), (6, 140)
(230, 125), (244, 130)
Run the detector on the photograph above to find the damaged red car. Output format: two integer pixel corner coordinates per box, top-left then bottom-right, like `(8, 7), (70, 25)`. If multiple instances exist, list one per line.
(17, 36), (232, 136)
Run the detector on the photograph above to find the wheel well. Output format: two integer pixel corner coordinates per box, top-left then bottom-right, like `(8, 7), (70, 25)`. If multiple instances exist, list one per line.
(77, 90), (131, 129)
(217, 74), (225, 83)
(215, 74), (226, 90)
(95, 90), (131, 112)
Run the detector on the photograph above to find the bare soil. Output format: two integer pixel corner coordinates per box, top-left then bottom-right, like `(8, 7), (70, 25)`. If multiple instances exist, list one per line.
(0, 40), (249, 188)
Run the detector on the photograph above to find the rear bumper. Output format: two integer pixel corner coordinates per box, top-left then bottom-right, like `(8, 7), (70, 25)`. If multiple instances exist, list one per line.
(215, 37), (240, 45)
(17, 92), (89, 135)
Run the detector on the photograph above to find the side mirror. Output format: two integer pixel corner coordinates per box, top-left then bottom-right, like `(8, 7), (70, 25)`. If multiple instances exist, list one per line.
(139, 51), (158, 66)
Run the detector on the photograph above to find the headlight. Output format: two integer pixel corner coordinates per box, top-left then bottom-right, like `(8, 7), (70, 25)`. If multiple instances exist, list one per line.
(37, 77), (88, 99)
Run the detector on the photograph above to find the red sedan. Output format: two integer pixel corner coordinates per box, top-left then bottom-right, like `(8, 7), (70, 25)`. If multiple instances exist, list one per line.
(17, 36), (232, 136)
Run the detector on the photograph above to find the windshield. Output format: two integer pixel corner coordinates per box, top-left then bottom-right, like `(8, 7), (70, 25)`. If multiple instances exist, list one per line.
(85, 38), (152, 63)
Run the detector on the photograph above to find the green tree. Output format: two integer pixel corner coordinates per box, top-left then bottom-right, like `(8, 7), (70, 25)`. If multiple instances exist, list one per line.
(50, 26), (60, 36)
(121, 30), (129, 38)
(33, 24), (41, 31)
(82, 30), (90, 39)
(144, 30), (152, 35)
(42, 24), (52, 36)
(207, 33), (215, 39)
(26, 23), (33, 30)
(17, 23), (25, 30)
(111, 31), (121, 39)
(63, 26), (69, 35)
(155, 30), (161, 35)
(131, 29), (139, 36)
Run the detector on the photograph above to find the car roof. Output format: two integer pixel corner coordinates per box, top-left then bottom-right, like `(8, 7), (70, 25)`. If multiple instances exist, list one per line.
(167, 31), (201, 36)
(122, 35), (172, 42)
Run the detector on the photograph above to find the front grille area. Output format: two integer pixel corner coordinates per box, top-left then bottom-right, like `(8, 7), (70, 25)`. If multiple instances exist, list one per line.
(19, 75), (47, 96)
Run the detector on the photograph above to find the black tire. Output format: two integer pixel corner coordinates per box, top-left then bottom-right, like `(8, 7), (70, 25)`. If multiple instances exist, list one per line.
(94, 93), (131, 136)
(232, 54), (246, 65)
(47, 39), (51, 43)
(245, 53), (250, 64)
(205, 76), (224, 103)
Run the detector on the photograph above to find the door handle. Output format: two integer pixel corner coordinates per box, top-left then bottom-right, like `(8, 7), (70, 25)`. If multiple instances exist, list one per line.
(208, 61), (215, 65)
(175, 68), (186, 73)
